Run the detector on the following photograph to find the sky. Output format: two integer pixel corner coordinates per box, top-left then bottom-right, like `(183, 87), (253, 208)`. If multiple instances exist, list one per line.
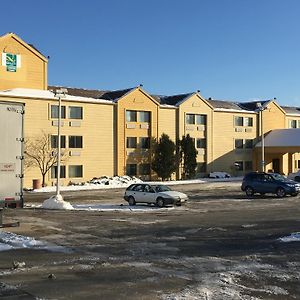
(1, 0), (299, 106)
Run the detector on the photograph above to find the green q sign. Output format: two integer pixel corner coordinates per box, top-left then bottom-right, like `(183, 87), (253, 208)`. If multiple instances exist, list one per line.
(6, 53), (17, 72)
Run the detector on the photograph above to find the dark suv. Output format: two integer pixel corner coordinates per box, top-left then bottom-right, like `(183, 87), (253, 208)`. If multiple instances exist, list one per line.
(241, 172), (300, 197)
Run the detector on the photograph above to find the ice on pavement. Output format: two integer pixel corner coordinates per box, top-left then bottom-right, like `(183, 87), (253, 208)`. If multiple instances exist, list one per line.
(279, 232), (300, 242)
(0, 231), (68, 252)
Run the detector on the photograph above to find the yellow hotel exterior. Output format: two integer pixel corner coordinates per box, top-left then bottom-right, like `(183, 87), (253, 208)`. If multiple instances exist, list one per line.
(1, 33), (300, 188)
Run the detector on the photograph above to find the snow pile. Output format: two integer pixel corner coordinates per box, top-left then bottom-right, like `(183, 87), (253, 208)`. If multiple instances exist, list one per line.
(279, 232), (300, 242)
(33, 175), (143, 193)
(42, 195), (74, 210)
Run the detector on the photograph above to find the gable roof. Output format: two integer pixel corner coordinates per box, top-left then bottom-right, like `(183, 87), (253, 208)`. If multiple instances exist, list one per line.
(49, 85), (108, 99)
(0, 32), (48, 62)
(281, 106), (300, 116)
(157, 93), (194, 106)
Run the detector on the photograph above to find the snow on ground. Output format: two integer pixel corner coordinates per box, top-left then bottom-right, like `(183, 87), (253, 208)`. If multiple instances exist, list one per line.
(279, 232), (300, 242)
(0, 231), (68, 252)
(30, 175), (242, 193)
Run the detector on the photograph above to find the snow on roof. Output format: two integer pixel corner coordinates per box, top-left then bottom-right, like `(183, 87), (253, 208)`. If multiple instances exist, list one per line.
(256, 128), (300, 147)
(0, 88), (113, 105)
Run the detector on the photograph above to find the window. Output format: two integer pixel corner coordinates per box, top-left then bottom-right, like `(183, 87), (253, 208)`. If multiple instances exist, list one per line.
(296, 160), (300, 169)
(139, 111), (150, 122)
(126, 110), (137, 122)
(69, 136), (83, 148)
(139, 163), (151, 175)
(126, 137), (137, 148)
(235, 161), (243, 171)
(51, 105), (66, 119)
(69, 106), (83, 119)
(196, 138), (206, 149)
(186, 114), (195, 124)
(69, 165), (83, 178)
(140, 137), (150, 149)
(197, 162), (206, 173)
(235, 139), (243, 149)
(51, 135), (66, 148)
(245, 161), (253, 171)
(245, 139), (253, 149)
(196, 114), (207, 125)
(51, 166), (66, 178)
(234, 116), (243, 126)
(126, 164), (137, 176)
(244, 117), (253, 127)
(290, 120), (297, 128)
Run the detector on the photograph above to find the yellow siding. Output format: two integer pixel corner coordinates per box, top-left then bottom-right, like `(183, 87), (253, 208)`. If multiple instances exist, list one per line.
(262, 102), (285, 133)
(212, 111), (257, 175)
(0, 95), (114, 188)
(158, 107), (176, 142)
(0, 34), (47, 90)
(116, 88), (159, 177)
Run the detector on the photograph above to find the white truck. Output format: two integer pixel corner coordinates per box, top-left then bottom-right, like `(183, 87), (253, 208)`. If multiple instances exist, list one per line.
(0, 101), (24, 209)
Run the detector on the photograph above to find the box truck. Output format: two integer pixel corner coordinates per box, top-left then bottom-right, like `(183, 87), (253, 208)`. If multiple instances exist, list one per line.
(0, 101), (24, 209)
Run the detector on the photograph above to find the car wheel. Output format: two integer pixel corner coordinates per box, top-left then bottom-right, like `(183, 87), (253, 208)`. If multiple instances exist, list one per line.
(245, 186), (254, 197)
(156, 197), (165, 208)
(128, 196), (136, 206)
(276, 187), (286, 198)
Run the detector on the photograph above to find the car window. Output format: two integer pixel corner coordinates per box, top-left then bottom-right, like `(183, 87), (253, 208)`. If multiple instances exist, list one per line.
(271, 173), (286, 181)
(144, 185), (155, 193)
(264, 175), (273, 182)
(155, 185), (171, 192)
(132, 184), (144, 192)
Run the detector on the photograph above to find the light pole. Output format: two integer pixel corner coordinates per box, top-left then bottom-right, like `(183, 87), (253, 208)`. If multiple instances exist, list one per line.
(256, 102), (266, 172)
(54, 88), (68, 201)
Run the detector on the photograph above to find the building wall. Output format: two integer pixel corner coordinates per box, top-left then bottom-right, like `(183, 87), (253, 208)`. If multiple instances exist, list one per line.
(0, 33), (47, 90)
(116, 88), (159, 178)
(212, 111), (257, 175)
(262, 102), (285, 133)
(158, 107), (176, 142)
(0, 95), (114, 188)
(178, 94), (213, 175)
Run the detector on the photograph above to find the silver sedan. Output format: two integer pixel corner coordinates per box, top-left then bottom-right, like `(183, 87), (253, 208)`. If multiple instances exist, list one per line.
(124, 183), (188, 207)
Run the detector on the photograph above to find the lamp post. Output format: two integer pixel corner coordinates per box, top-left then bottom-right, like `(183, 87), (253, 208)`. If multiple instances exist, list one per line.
(256, 102), (266, 172)
(54, 88), (68, 201)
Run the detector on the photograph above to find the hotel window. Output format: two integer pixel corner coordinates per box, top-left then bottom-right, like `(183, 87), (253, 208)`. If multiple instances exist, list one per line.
(196, 138), (206, 149)
(139, 111), (150, 122)
(234, 116), (243, 126)
(69, 106), (83, 119)
(290, 120), (297, 128)
(186, 114), (195, 124)
(51, 135), (66, 148)
(235, 139), (243, 149)
(126, 164), (137, 176)
(126, 110), (137, 122)
(235, 161), (243, 171)
(244, 117), (253, 127)
(140, 137), (150, 149)
(69, 136), (83, 148)
(196, 114), (207, 125)
(69, 165), (83, 178)
(51, 105), (66, 119)
(126, 137), (137, 148)
(139, 163), (151, 175)
(51, 166), (66, 179)
(245, 139), (253, 149)
(245, 161), (253, 171)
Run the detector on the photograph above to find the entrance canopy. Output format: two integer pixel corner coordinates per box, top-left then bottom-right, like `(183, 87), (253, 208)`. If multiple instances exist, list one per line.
(256, 129), (300, 148)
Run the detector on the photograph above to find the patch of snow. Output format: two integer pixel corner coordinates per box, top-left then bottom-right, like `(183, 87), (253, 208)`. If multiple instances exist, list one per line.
(0, 232), (68, 252)
(42, 195), (74, 210)
(279, 232), (300, 242)
(29, 175), (242, 193)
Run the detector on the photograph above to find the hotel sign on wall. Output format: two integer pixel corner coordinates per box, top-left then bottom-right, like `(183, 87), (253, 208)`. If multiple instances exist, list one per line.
(2, 53), (21, 72)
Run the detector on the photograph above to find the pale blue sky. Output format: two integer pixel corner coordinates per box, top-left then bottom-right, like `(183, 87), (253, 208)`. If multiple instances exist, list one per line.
(1, 0), (299, 106)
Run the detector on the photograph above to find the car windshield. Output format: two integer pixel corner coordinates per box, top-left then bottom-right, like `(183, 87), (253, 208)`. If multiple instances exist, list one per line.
(154, 185), (171, 193)
(271, 173), (286, 181)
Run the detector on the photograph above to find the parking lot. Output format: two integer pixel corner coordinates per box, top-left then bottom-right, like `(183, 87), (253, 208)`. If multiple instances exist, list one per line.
(1, 180), (300, 299)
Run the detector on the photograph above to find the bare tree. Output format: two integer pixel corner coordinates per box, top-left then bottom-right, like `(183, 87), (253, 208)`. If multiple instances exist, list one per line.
(24, 131), (67, 187)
